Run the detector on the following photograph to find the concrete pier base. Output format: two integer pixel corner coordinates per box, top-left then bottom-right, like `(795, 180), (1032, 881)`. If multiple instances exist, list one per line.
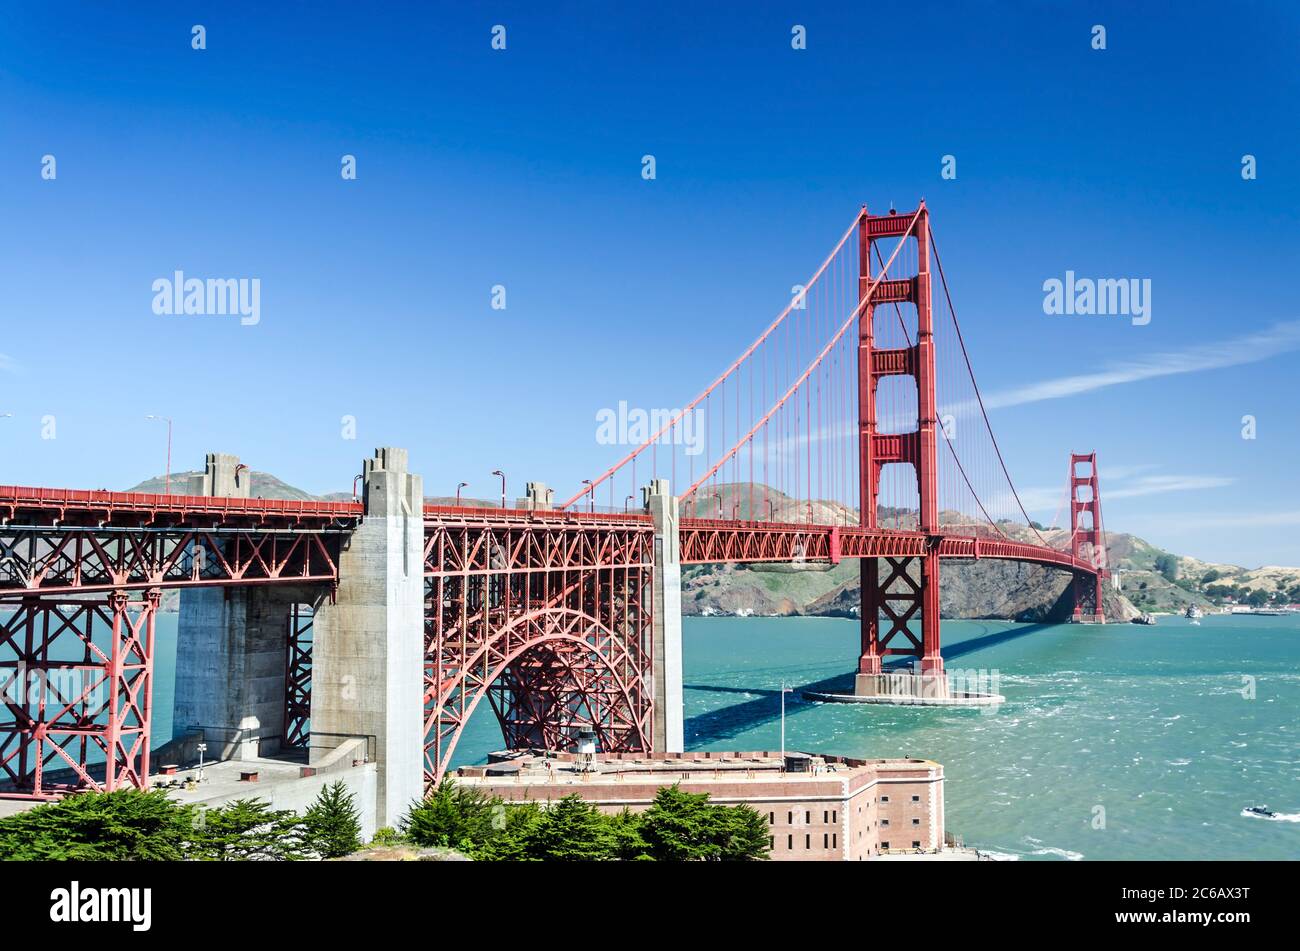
(808, 671), (1004, 707)
(173, 584), (317, 760)
(172, 453), (307, 761)
(310, 448), (425, 828)
(644, 479), (683, 753)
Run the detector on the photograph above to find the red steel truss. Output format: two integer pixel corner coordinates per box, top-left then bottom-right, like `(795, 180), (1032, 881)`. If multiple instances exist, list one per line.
(283, 603), (313, 750)
(0, 525), (345, 597)
(422, 512), (654, 787)
(678, 518), (1102, 572)
(0, 591), (159, 799)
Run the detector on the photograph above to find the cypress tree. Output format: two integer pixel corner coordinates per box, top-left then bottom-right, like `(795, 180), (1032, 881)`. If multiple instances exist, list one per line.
(304, 780), (363, 858)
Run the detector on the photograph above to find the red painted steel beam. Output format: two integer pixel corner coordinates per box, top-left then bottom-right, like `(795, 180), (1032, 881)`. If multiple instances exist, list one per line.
(0, 484), (361, 526)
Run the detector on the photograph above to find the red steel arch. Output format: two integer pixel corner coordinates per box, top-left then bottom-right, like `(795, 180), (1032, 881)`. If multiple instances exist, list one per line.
(424, 609), (650, 786)
(422, 513), (654, 788)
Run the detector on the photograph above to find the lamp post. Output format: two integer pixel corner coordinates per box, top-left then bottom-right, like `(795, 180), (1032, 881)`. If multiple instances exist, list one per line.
(196, 741), (208, 784)
(491, 470), (506, 510)
(145, 415), (173, 495)
(581, 480), (594, 513)
(766, 499), (776, 521)
(779, 681), (794, 764)
(456, 482), (469, 506)
(624, 494), (634, 514)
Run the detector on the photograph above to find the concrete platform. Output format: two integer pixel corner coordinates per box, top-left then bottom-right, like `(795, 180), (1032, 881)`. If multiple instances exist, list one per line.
(805, 671), (1004, 707)
(804, 689), (1004, 707)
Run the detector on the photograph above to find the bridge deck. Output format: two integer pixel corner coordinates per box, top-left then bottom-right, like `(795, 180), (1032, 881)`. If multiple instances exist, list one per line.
(0, 487), (1099, 599)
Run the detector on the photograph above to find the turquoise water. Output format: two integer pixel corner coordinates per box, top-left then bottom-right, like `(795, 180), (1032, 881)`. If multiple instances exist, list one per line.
(144, 611), (1299, 859)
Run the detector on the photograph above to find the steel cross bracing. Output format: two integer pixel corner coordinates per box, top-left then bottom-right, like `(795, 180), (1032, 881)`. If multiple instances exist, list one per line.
(421, 509), (655, 786)
(0, 487), (355, 798)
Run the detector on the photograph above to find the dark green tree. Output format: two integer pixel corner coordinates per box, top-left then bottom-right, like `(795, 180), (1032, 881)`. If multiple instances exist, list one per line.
(607, 807), (651, 860)
(1154, 553), (1179, 582)
(0, 789), (195, 861)
(402, 777), (502, 851)
(519, 795), (616, 861)
(189, 798), (308, 861)
(638, 784), (769, 861)
(473, 802), (543, 861)
(712, 803), (771, 861)
(303, 780), (363, 858)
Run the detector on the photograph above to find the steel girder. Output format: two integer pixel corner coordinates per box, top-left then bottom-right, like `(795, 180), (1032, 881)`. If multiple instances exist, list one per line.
(677, 518), (1101, 575)
(283, 603), (313, 750)
(0, 591), (158, 799)
(422, 518), (654, 788)
(0, 525), (344, 596)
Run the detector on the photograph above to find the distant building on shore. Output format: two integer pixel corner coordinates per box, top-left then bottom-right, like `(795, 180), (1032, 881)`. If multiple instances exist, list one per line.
(455, 750), (955, 861)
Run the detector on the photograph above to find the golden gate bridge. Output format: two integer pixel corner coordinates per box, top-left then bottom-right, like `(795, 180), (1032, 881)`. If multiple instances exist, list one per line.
(0, 203), (1107, 821)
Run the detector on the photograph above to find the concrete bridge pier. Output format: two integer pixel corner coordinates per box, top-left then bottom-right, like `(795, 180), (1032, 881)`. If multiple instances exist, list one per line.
(644, 479), (683, 753)
(172, 453), (313, 762)
(310, 448), (424, 828)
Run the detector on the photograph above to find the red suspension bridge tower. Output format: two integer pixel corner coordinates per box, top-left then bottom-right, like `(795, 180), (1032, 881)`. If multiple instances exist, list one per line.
(856, 202), (945, 683)
(1069, 451), (1108, 623)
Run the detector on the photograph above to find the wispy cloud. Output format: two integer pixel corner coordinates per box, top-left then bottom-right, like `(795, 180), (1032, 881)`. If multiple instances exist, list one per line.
(1130, 509), (1300, 529)
(1105, 474), (1235, 500)
(1013, 466), (1234, 515)
(982, 320), (1300, 410)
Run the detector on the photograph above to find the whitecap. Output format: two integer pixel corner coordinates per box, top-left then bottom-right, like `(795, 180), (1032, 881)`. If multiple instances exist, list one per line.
(1029, 846), (1085, 861)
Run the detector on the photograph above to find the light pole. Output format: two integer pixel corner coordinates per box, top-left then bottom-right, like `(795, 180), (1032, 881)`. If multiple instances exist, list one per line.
(581, 479), (594, 513)
(456, 482), (469, 506)
(491, 470), (506, 509)
(624, 494), (634, 514)
(196, 741), (208, 783)
(145, 415), (173, 495)
(779, 681), (794, 765)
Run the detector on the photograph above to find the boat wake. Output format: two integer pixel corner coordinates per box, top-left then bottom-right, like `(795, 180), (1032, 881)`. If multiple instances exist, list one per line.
(1241, 807), (1300, 822)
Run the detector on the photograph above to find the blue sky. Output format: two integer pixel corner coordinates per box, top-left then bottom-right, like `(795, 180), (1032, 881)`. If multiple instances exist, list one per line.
(1, 2), (1297, 566)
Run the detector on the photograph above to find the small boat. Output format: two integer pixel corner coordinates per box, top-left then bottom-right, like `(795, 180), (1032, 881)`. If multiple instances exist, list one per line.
(1244, 805), (1275, 818)
(1186, 604), (1202, 625)
(1133, 613), (1157, 626)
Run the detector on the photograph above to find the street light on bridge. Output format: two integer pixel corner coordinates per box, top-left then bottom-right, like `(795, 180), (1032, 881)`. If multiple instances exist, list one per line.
(145, 415), (173, 496)
(624, 494), (634, 514)
(581, 479), (594, 514)
(456, 482), (469, 506)
(491, 470), (506, 510)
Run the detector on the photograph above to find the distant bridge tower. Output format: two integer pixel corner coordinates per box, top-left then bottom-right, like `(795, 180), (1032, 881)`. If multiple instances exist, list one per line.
(1069, 452), (1107, 623)
(855, 202), (945, 687)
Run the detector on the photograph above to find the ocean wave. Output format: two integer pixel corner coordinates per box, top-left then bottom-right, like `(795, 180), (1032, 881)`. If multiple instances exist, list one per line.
(1028, 846), (1085, 861)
